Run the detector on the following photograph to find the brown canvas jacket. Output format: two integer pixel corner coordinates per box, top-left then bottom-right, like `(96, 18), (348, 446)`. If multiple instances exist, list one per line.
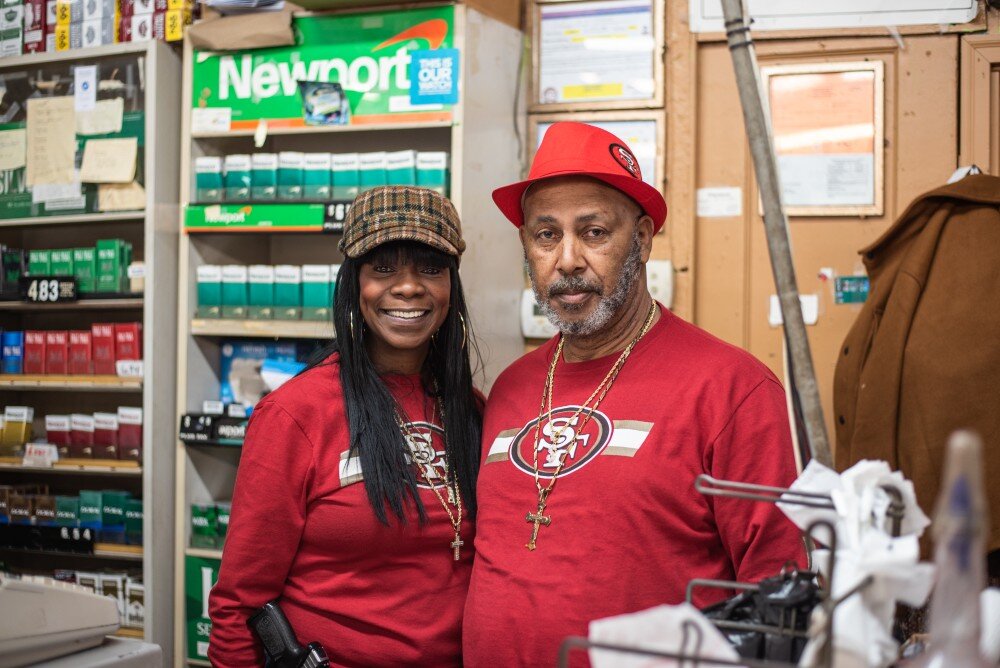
(834, 174), (1000, 554)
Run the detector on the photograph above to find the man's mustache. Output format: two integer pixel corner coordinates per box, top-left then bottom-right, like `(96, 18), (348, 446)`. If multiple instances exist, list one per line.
(546, 276), (603, 298)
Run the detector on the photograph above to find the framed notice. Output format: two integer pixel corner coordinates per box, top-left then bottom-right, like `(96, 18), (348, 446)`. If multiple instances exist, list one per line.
(763, 61), (884, 216)
(531, 0), (664, 111)
(529, 111), (664, 193)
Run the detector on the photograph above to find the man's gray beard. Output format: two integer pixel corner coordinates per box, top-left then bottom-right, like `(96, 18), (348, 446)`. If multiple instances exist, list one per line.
(528, 231), (643, 337)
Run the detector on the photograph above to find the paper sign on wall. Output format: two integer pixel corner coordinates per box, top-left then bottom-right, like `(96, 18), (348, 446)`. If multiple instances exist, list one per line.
(26, 96), (76, 187)
(99, 182), (146, 211)
(769, 294), (819, 327)
(74, 65), (97, 112)
(0, 128), (26, 171)
(697, 187), (742, 217)
(77, 98), (124, 136)
(80, 138), (137, 183)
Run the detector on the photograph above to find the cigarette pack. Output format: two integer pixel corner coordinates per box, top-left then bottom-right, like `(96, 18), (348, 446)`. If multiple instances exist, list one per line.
(221, 265), (248, 319)
(69, 330), (92, 374)
(386, 150), (417, 187)
(301, 264), (331, 321)
(93, 412), (119, 459)
(23, 330), (46, 375)
(46, 414), (72, 457)
(70, 413), (95, 458)
(274, 265), (301, 320)
(91, 323), (115, 374)
(117, 407), (142, 462)
(73, 247), (96, 293)
(359, 152), (388, 189)
(55, 495), (78, 526)
(44, 330), (69, 375)
(114, 322), (142, 361)
(2, 330), (23, 374)
(247, 265), (274, 320)
(78, 490), (102, 528)
(331, 153), (360, 200)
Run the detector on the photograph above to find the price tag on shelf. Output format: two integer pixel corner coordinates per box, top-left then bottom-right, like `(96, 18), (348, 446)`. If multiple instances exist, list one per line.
(116, 360), (144, 378)
(191, 107), (231, 134)
(19, 276), (77, 303)
(22, 443), (58, 467)
(324, 201), (353, 233)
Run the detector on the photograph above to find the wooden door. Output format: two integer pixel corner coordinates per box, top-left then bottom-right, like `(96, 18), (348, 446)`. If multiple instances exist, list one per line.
(961, 33), (1000, 174)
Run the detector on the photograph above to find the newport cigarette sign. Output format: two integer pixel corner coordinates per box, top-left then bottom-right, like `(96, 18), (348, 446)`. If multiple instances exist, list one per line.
(191, 5), (457, 130)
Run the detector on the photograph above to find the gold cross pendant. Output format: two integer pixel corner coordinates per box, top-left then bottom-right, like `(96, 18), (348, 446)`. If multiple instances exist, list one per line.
(525, 506), (552, 551)
(451, 533), (464, 560)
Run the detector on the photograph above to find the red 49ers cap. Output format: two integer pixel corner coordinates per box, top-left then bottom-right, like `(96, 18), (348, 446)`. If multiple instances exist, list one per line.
(492, 121), (667, 233)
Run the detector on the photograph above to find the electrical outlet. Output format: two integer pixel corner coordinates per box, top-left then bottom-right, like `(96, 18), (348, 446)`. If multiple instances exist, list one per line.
(646, 260), (674, 308)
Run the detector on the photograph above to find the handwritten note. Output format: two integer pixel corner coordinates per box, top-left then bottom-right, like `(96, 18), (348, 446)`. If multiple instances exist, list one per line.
(0, 128), (26, 171)
(26, 96), (76, 186)
(77, 98), (124, 136)
(98, 181), (146, 211)
(80, 137), (137, 183)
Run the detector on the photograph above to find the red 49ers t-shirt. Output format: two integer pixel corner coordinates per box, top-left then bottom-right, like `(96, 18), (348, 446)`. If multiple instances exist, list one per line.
(209, 354), (474, 667)
(463, 304), (805, 667)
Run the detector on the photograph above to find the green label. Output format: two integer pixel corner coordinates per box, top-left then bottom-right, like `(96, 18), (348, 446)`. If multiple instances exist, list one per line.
(834, 276), (869, 304)
(192, 6), (455, 129)
(185, 555), (221, 661)
(185, 203), (327, 232)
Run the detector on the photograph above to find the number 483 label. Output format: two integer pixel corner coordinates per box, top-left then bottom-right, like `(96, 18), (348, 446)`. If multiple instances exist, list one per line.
(20, 276), (78, 303)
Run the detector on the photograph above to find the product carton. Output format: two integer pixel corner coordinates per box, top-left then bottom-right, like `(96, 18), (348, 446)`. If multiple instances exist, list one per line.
(50, 248), (73, 276)
(73, 247), (96, 292)
(359, 152), (387, 189)
(100, 489), (130, 542)
(81, 0), (113, 20)
(1, 406), (32, 455)
(386, 150), (417, 186)
(117, 0), (153, 15)
(194, 157), (223, 203)
(247, 264), (274, 320)
(117, 407), (142, 462)
(250, 153), (277, 201)
(70, 413), (95, 458)
(44, 330), (68, 374)
(223, 154), (251, 202)
(215, 501), (231, 547)
(22, 0), (44, 53)
(124, 498), (142, 544)
(0, 4), (24, 57)
(125, 580), (144, 629)
(196, 265), (222, 318)
(273, 265), (301, 320)
(46, 415), (71, 457)
(55, 495), (78, 526)
(117, 12), (151, 41)
(8, 493), (31, 524)
(79, 16), (112, 46)
(100, 573), (126, 620)
(93, 412), (118, 459)
(221, 265), (248, 319)
(153, 7), (188, 42)
(1, 330), (23, 374)
(54, 0), (80, 23)
(416, 152), (449, 195)
(77, 489), (102, 527)
(114, 322), (142, 361)
(28, 249), (50, 275)
(53, 20), (80, 50)
(331, 153), (360, 200)
(302, 153), (331, 200)
(189, 502), (217, 548)
(68, 329), (92, 374)
(23, 330), (45, 374)
(33, 494), (56, 525)
(301, 264), (331, 321)
(277, 151), (303, 200)
(96, 239), (127, 293)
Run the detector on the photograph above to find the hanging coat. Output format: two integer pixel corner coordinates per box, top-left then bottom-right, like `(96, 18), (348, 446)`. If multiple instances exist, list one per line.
(834, 174), (1000, 555)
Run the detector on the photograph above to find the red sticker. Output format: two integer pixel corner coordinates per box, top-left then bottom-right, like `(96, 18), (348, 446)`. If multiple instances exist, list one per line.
(610, 143), (641, 179)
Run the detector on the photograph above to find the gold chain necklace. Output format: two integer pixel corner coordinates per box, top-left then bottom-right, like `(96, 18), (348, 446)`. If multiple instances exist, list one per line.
(525, 301), (658, 551)
(395, 398), (465, 560)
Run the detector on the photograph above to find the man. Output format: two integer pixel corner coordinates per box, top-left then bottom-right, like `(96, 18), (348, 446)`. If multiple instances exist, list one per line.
(464, 122), (805, 667)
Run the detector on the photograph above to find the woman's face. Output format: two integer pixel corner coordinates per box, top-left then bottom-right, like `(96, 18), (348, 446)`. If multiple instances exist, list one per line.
(358, 253), (451, 372)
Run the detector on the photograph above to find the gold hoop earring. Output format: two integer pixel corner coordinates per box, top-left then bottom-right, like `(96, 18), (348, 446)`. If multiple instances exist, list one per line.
(348, 311), (357, 339)
(459, 313), (468, 350)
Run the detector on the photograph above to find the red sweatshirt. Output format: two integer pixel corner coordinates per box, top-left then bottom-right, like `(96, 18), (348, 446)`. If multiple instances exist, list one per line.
(463, 305), (805, 667)
(209, 354), (474, 667)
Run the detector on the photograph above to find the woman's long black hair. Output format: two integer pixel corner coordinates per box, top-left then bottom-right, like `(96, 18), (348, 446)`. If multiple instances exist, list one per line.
(307, 240), (482, 525)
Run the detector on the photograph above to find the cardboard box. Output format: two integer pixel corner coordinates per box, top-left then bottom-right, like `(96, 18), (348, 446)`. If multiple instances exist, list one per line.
(386, 150), (417, 186)
(44, 330), (68, 374)
(92, 323), (115, 374)
(93, 412), (118, 459)
(302, 153), (331, 200)
(78, 490), (102, 527)
(247, 265), (274, 320)
(46, 415), (72, 457)
(251, 154), (277, 201)
(2, 330), (23, 374)
(218, 341), (300, 405)
(124, 498), (142, 544)
(221, 265), (248, 319)
(23, 330), (46, 375)
(54, 0), (81, 24)
(359, 152), (388, 189)
(53, 18), (80, 50)
(114, 322), (142, 361)
(196, 265), (222, 318)
(277, 152), (303, 201)
(331, 153), (360, 200)
(223, 154), (251, 202)
(273, 265), (301, 320)
(70, 413), (95, 458)
(82, 0), (113, 20)
(80, 16), (112, 46)
(0, 4), (24, 57)
(28, 249), (50, 275)
(55, 495), (78, 526)
(416, 152), (449, 195)
(117, 407), (142, 462)
(50, 248), (73, 276)
(96, 239), (127, 293)
(73, 247), (96, 292)
(69, 330), (92, 374)
(117, 12), (151, 42)
(301, 264), (331, 321)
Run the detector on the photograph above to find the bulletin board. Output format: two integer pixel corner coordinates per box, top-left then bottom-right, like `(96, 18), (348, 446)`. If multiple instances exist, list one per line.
(529, 111), (665, 193)
(530, 0), (665, 112)
(762, 61), (885, 216)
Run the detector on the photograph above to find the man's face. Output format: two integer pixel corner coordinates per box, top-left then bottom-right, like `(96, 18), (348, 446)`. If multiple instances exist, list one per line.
(520, 176), (653, 336)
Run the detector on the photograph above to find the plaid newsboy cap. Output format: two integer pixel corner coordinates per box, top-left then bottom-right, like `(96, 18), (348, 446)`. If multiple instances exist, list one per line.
(338, 186), (466, 260)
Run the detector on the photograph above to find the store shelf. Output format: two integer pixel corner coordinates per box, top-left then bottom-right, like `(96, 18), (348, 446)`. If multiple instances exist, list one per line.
(0, 375), (142, 392)
(184, 203), (333, 233)
(0, 298), (144, 311)
(0, 457), (142, 476)
(93, 543), (144, 560)
(192, 119), (453, 139)
(114, 627), (145, 639)
(0, 211), (145, 227)
(187, 659), (212, 667)
(0, 41), (153, 69)
(190, 318), (333, 339)
(185, 547), (223, 560)
(0, 546), (143, 562)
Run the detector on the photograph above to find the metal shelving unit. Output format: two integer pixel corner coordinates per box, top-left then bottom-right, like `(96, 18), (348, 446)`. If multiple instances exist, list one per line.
(173, 4), (525, 664)
(0, 41), (181, 662)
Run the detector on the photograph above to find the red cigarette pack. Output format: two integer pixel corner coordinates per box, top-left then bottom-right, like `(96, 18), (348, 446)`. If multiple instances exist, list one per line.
(117, 407), (143, 462)
(23, 331), (46, 374)
(91, 323), (115, 375)
(93, 412), (119, 459)
(69, 413), (95, 458)
(114, 323), (142, 361)
(45, 415), (71, 458)
(69, 330), (92, 375)
(44, 331), (68, 375)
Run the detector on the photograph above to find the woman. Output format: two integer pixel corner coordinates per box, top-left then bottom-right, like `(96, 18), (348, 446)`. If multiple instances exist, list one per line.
(209, 186), (483, 667)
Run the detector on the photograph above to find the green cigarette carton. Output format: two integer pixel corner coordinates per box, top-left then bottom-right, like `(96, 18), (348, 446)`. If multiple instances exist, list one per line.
(125, 498), (143, 545)
(416, 151), (449, 195)
(303, 153), (331, 200)
(78, 490), (103, 528)
(221, 265), (248, 319)
(386, 150), (417, 186)
(101, 490), (130, 527)
(196, 265), (222, 318)
(50, 249), (74, 277)
(359, 152), (387, 190)
(274, 265), (301, 320)
(277, 152), (304, 200)
(195, 156), (224, 203)
(55, 495), (79, 527)
(223, 154), (252, 202)
(96, 239), (128, 293)
(28, 249), (50, 276)
(215, 501), (231, 548)
(301, 264), (331, 321)
(248, 265), (274, 320)
(251, 153), (278, 201)
(331, 153), (360, 200)
(73, 248), (97, 292)
(190, 503), (218, 549)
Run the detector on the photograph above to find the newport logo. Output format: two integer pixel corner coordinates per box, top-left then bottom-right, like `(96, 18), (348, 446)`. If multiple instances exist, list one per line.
(217, 18), (450, 101)
(204, 205), (252, 225)
(486, 409), (654, 479)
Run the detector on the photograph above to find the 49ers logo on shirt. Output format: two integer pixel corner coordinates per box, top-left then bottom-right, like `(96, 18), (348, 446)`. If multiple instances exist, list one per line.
(508, 406), (613, 479)
(402, 421), (450, 489)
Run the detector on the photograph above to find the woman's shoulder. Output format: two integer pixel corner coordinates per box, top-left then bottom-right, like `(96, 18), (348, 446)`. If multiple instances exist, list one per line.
(254, 352), (344, 421)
